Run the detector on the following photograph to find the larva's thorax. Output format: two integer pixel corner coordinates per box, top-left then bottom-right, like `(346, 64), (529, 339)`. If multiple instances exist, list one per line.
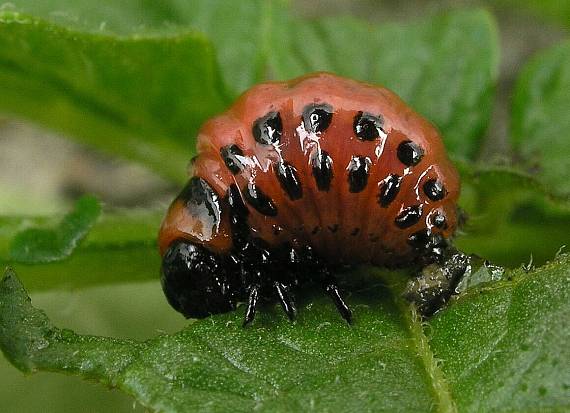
(159, 73), (460, 267)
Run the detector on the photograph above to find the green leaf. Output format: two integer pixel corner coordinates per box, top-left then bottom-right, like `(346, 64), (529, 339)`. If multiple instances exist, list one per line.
(0, 267), (448, 412)
(0, 208), (162, 291)
(1, 256), (568, 412)
(455, 163), (570, 267)
(0, 10), (228, 183)
(270, 9), (500, 160)
(511, 41), (570, 199)
(0, 6), (498, 184)
(9, 195), (101, 263)
(5, 0), (276, 95)
(494, 0), (570, 28)
(429, 255), (570, 412)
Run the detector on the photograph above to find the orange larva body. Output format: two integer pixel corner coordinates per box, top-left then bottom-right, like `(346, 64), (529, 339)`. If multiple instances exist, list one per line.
(159, 73), (461, 323)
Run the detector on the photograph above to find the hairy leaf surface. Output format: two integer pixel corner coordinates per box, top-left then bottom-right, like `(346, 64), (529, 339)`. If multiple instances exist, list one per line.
(1, 257), (568, 412)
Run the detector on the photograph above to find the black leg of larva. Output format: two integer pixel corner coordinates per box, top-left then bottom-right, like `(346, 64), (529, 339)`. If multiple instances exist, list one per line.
(243, 284), (260, 327)
(300, 246), (353, 324)
(238, 240), (268, 327)
(319, 269), (352, 324)
(274, 281), (297, 321)
(325, 283), (353, 324)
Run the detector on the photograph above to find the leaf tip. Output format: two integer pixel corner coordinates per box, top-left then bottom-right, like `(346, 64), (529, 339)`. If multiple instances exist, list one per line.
(9, 195), (102, 264)
(0, 268), (53, 374)
(1, 266), (24, 297)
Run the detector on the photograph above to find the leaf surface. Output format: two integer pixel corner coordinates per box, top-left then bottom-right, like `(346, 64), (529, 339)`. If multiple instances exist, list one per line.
(0, 10), (228, 183)
(511, 41), (570, 199)
(5, 0), (275, 94)
(429, 255), (570, 412)
(1, 256), (569, 412)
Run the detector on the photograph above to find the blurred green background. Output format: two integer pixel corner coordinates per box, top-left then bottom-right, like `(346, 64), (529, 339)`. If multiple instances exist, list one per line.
(0, 0), (568, 411)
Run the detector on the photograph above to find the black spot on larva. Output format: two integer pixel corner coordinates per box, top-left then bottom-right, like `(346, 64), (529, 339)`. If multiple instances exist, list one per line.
(303, 103), (333, 133)
(378, 174), (402, 207)
(432, 213), (447, 229)
(275, 161), (303, 201)
(328, 224), (339, 233)
(353, 112), (385, 141)
(220, 144), (245, 175)
(177, 177), (222, 240)
(227, 184), (249, 245)
(369, 234), (380, 243)
(395, 205), (423, 229)
(347, 155), (372, 193)
(243, 182), (277, 217)
(272, 225), (283, 236)
(407, 229), (430, 249)
(312, 226), (321, 235)
(227, 184), (248, 217)
(252, 111), (282, 145)
(397, 140), (424, 166)
(350, 228), (360, 236)
(423, 179), (446, 201)
(311, 149), (333, 191)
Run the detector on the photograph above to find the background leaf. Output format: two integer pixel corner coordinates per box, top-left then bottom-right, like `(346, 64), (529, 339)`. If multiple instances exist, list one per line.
(0, 6), (499, 183)
(494, 0), (570, 29)
(9, 195), (100, 263)
(270, 9), (500, 160)
(456, 164), (570, 266)
(511, 41), (570, 199)
(5, 0), (277, 94)
(0, 10), (228, 183)
(0, 208), (161, 290)
(0, 0), (282, 184)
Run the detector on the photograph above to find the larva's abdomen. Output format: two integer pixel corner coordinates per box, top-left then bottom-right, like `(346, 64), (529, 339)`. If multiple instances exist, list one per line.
(159, 73), (459, 267)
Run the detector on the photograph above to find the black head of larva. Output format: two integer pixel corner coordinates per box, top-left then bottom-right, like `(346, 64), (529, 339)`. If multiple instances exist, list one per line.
(303, 103), (333, 133)
(353, 112), (385, 141)
(161, 240), (236, 319)
(253, 111), (282, 145)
